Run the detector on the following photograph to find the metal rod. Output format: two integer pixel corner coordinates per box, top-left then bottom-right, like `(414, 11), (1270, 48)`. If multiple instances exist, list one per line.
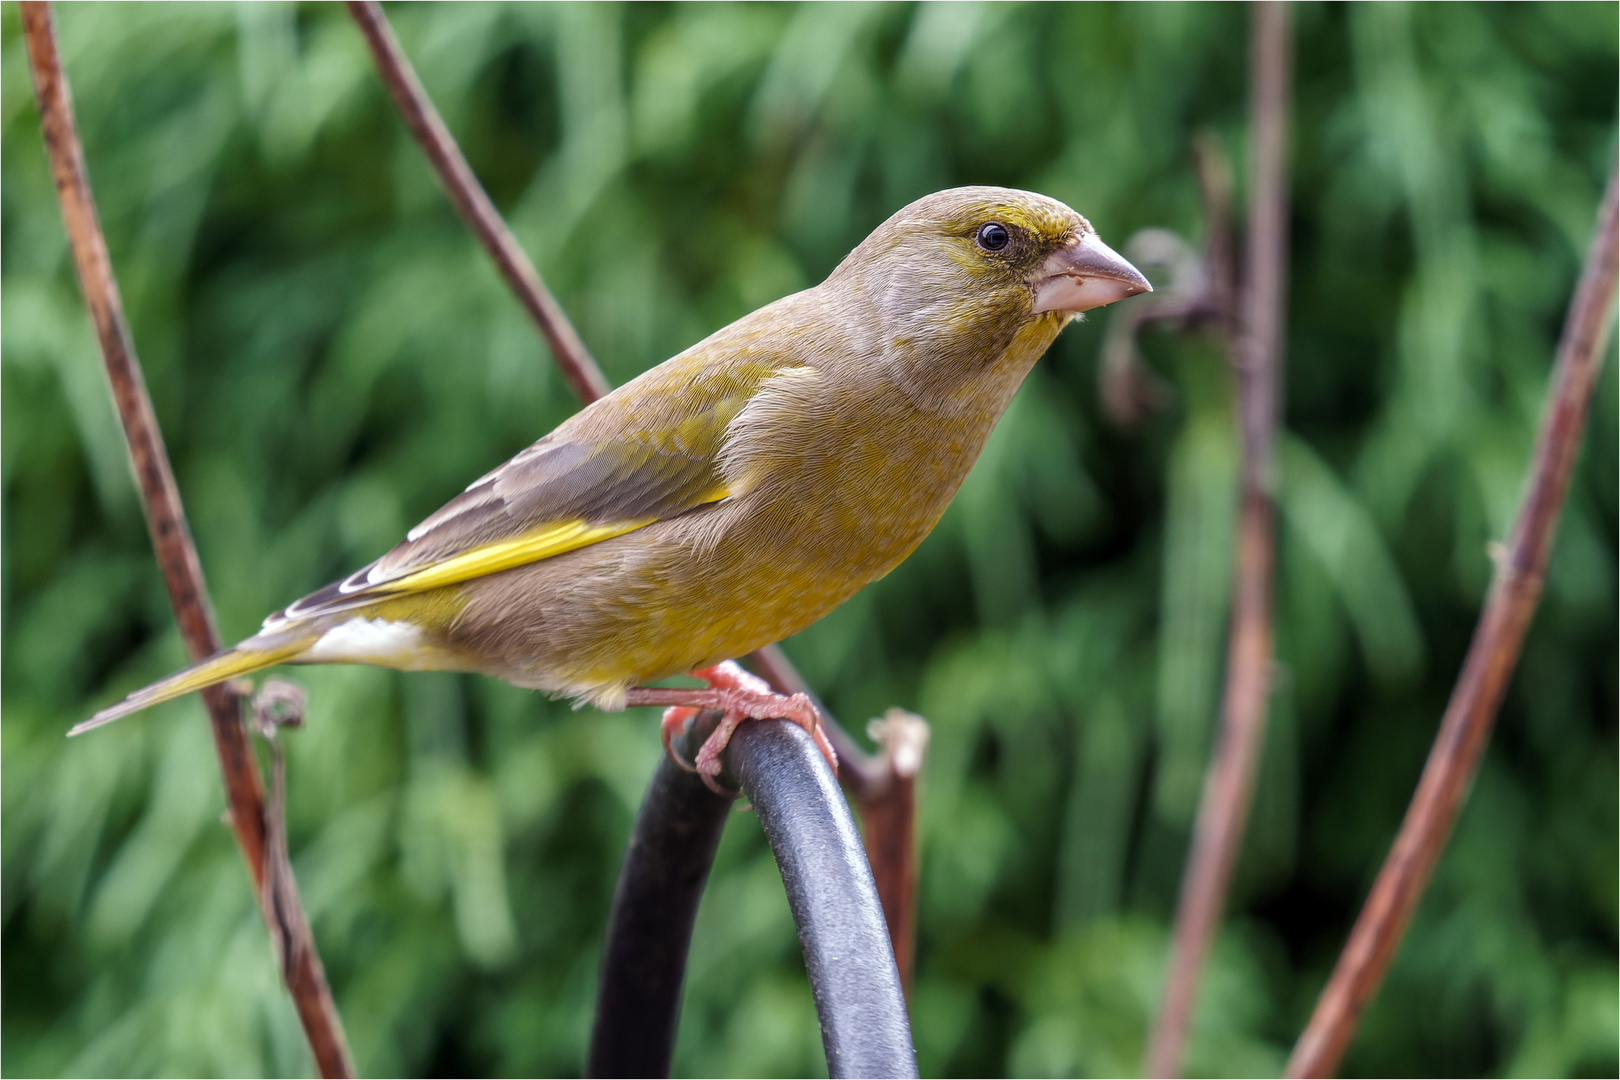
(589, 716), (733, 1078)
(590, 715), (919, 1079)
(729, 721), (919, 1079)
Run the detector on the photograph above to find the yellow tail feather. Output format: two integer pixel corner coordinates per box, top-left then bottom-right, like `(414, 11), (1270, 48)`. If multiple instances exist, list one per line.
(71, 641), (308, 736)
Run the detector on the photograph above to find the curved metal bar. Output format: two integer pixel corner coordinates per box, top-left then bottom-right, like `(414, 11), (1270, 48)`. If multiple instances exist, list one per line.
(589, 716), (732, 1078)
(728, 721), (918, 1080)
(590, 716), (917, 1079)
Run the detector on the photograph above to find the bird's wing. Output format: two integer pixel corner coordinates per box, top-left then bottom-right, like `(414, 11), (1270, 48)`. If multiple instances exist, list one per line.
(267, 354), (792, 626)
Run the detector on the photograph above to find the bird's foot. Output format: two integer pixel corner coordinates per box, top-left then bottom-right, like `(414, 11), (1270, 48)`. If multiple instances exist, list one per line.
(628, 660), (838, 796)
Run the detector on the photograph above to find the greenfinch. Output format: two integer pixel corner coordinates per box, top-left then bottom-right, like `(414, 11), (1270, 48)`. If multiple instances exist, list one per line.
(76, 186), (1149, 780)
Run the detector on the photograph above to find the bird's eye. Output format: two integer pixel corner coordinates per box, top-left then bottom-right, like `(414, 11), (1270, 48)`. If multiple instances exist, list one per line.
(976, 222), (1011, 252)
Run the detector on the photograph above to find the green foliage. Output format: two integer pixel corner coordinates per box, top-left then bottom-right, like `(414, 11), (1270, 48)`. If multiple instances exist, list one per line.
(3, 3), (1614, 1076)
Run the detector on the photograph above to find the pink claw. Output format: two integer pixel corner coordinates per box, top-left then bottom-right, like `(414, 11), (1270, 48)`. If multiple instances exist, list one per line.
(660, 706), (701, 771)
(627, 660), (839, 795)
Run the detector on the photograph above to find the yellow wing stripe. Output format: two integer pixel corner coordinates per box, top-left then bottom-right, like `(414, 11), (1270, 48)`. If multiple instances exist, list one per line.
(373, 517), (659, 597)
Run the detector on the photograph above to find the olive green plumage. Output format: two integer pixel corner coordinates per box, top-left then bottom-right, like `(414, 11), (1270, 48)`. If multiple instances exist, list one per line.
(77, 186), (1149, 733)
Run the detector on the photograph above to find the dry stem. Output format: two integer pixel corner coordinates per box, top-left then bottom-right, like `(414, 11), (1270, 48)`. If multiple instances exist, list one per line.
(1147, 5), (1291, 1075)
(1098, 136), (1235, 428)
(345, 0), (608, 403)
(1285, 164), (1619, 1080)
(21, 4), (354, 1075)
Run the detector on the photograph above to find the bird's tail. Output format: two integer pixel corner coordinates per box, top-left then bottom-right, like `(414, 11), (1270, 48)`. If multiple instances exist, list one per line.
(71, 638), (311, 736)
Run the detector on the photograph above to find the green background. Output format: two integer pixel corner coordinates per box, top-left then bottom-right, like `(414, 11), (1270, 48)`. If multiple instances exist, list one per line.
(3, 3), (1615, 1076)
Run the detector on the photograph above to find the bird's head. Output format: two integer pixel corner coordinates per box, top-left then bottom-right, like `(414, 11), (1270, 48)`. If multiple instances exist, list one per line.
(826, 186), (1150, 401)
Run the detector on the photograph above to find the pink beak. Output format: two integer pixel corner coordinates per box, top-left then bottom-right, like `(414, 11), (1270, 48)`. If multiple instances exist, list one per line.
(1030, 232), (1152, 314)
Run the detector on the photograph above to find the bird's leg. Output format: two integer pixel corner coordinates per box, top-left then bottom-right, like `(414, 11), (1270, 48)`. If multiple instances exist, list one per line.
(627, 660), (838, 795)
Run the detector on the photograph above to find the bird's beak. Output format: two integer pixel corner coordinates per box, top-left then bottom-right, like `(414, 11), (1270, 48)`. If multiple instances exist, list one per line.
(1030, 232), (1153, 314)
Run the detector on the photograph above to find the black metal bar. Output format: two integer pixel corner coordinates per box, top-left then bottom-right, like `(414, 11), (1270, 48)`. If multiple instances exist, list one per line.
(589, 716), (732, 1078)
(729, 720), (919, 1080)
(590, 716), (918, 1079)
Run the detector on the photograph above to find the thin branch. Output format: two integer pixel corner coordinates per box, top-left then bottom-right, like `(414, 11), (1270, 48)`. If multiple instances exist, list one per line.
(1147, 5), (1291, 1076)
(20, 5), (354, 1076)
(1286, 164), (1619, 1080)
(1193, 130), (1239, 339)
(1098, 134), (1233, 429)
(248, 680), (313, 986)
(1096, 229), (1196, 427)
(857, 709), (929, 996)
(344, 0), (609, 403)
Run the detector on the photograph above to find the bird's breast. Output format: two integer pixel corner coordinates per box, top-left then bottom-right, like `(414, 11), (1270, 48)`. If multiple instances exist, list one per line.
(732, 381), (1002, 584)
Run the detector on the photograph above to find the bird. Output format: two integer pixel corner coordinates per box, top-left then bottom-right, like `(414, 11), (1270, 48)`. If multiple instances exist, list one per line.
(74, 185), (1150, 788)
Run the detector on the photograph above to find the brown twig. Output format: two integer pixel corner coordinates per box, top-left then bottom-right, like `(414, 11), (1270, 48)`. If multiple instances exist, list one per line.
(1285, 164), (1619, 1080)
(345, 0), (924, 974)
(247, 680), (313, 984)
(1147, 5), (1291, 1076)
(344, 0), (609, 404)
(1098, 133), (1234, 428)
(1193, 130), (1239, 338)
(858, 710), (929, 995)
(21, 5), (355, 1076)
(1097, 228), (1197, 426)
